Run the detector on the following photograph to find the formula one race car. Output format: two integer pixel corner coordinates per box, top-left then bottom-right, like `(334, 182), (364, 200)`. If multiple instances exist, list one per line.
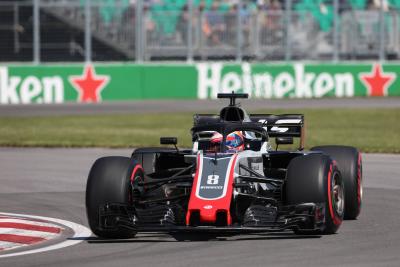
(86, 93), (363, 239)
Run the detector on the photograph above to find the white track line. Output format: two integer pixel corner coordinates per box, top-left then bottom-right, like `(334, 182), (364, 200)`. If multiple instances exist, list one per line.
(0, 212), (91, 258)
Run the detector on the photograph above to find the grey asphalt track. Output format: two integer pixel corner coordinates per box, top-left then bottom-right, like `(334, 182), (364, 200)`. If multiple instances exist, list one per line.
(0, 97), (399, 117)
(0, 148), (400, 266)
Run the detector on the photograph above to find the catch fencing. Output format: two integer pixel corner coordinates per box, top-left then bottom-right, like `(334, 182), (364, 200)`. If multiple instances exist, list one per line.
(1, 0), (400, 62)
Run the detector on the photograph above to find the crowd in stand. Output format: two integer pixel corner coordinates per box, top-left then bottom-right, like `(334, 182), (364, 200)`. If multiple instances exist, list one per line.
(95, 0), (400, 47)
(142, 0), (286, 46)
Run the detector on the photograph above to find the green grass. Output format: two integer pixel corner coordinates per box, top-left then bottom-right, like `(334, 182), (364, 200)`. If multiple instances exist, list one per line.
(0, 108), (399, 153)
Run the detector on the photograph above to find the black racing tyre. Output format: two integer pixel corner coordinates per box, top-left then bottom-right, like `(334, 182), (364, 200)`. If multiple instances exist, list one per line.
(86, 156), (143, 239)
(286, 154), (345, 234)
(311, 146), (362, 220)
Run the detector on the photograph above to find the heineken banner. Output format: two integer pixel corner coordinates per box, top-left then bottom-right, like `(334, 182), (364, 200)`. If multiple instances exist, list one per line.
(0, 63), (399, 104)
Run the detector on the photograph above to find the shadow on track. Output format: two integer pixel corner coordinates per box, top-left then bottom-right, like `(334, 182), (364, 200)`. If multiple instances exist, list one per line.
(78, 232), (321, 243)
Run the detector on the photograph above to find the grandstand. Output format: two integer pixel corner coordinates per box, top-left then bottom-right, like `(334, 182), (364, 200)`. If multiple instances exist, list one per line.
(0, 0), (399, 61)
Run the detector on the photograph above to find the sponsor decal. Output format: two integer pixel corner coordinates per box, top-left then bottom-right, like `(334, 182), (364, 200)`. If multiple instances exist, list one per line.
(0, 64), (110, 104)
(206, 174), (220, 185)
(0, 67), (64, 104)
(201, 185), (224, 189)
(270, 119), (302, 133)
(1, 63), (399, 105)
(359, 63), (396, 97)
(69, 65), (110, 103)
(196, 63), (356, 99)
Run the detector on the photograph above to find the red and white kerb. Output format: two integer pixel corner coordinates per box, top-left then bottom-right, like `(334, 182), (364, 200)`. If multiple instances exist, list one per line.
(0, 215), (63, 252)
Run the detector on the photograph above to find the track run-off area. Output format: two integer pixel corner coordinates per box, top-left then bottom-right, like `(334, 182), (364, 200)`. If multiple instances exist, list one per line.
(0, 148), (399, 267)
(1, 98), (400, 117)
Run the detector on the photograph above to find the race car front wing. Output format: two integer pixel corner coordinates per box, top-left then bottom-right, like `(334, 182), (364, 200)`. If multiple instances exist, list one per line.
(97, 202), (326, 234)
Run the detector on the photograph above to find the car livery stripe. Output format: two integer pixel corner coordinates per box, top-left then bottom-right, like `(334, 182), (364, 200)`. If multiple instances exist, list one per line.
(186, 152), (238, 225)
(195, 155), (233, 200)
(226, 154), (238, 225)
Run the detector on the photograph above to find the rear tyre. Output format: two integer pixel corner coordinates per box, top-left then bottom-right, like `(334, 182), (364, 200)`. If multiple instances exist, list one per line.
(311, 146), (362, 220)
(86, 156), (142, 238)
(286, 154), (344, 234)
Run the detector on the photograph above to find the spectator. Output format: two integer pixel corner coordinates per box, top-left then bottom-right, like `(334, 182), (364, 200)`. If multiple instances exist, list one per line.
(267, 0), (281, 30)
(224, 4), (238, 46)
(203, 1), (225, 45)
(144, 3), (156, 44)
(259, 0), (284, 45)
(177, 4), (189, 44)
(240, 3), (251, 47)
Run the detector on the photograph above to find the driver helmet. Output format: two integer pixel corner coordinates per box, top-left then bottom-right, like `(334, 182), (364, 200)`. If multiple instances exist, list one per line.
(225, 131), (244, 152)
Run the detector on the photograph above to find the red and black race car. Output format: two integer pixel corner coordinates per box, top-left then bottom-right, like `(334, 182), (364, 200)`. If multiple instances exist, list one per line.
(86, 93), (362, 240)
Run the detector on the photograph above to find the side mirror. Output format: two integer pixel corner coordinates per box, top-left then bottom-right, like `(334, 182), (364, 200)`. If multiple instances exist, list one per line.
(160, 137), (178, 145)
(275, 137), (293, 145)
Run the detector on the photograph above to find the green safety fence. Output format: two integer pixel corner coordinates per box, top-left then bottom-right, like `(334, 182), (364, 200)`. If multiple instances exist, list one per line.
(0, 62), (399, 104)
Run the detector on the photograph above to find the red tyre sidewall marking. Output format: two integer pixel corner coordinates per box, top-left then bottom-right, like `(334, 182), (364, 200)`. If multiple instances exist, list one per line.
(130, 164), (144, 183)
(327, 164), (342, 226)
(129, 164), (144, 202)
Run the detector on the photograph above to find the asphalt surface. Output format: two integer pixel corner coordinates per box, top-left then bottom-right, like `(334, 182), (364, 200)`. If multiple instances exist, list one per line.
(0, 148), (399, 266)
(0, 97), (399, 116)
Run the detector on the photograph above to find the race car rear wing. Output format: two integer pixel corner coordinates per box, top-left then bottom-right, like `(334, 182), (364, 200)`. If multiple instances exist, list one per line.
(249, 114), (305, 149)
(249, 114), (303, 137)
(193, 113), (305, 149)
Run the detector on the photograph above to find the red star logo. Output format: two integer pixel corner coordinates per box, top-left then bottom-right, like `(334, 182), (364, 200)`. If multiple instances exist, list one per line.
(69, 65), (110, 103)
(359, 64), (396, 97)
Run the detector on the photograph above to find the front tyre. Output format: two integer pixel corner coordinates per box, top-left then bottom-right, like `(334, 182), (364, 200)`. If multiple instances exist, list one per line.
(286, 154), (345, 234)
(311, 146), (362, 220)
(86, 156), (142, 238)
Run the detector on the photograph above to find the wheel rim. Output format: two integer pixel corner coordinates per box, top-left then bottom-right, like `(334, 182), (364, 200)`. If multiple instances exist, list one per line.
(131, 174), (144, 197)
(333, 173), (344, 216)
